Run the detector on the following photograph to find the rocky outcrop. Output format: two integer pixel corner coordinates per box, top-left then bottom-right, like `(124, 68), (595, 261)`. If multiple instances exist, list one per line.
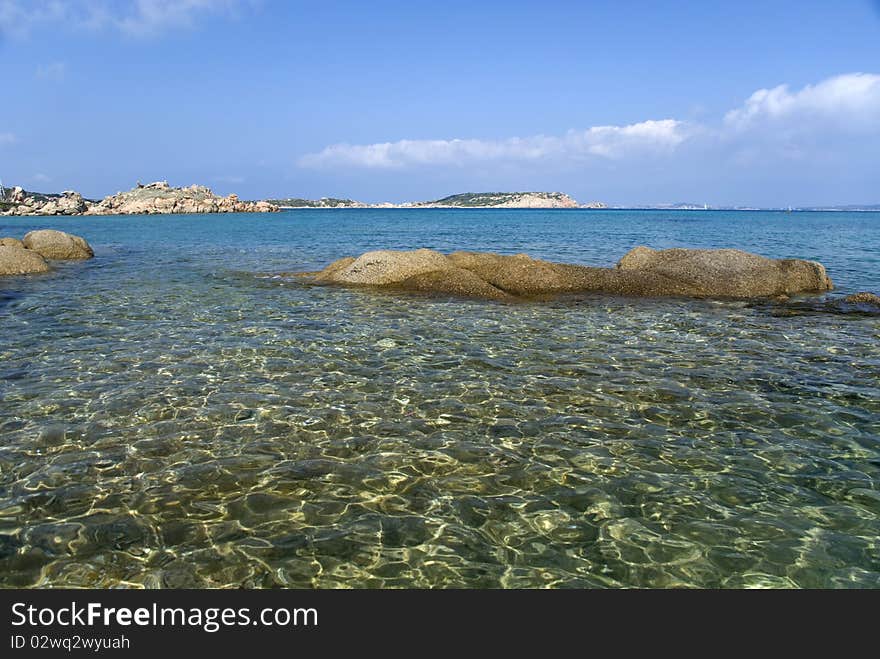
(0, 246), (50, 275)
(7, 186), (27, 204)
(0, 237), (24, 248)
(1, 181), (278, 216)
(310, 246), (834, 301)
(845, 292), (880, 307)
(22, 230), (94, 260)
(3, 189), (90, 216)
(84, 181), (278, 215)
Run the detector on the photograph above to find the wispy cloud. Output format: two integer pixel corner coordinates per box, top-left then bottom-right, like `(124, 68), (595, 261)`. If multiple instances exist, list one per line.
(109, 0), (244, 37)
(0, 0), (245, 38)
(35, 61), (67, 80)
(0, 132), (15, 146)
(31, 173), (51, 183)
(300, 73), (880, 172)
(299, 119), (689, 169)
(215, 175), (245, 184)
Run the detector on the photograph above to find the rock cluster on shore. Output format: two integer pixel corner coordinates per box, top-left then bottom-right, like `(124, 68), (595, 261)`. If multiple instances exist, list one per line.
(85, 181), (277, 215)
(310, 246), (834, 301)
(2, 187), (90, 216)
(0, 229), (94, 275)
(1, 181), (278, 216)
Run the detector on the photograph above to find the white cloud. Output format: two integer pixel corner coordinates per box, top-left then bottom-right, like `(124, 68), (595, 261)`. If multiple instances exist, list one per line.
(724, 73), (880, 131)
(31, 173), (51, 183)
(215, 175), (245, 184)
(300, 73), (880, 173)
(566, 120), (688, 159)
(299, 119), (689, 169)
(0, 132), (15, 146)
(0, 0), (243, 38)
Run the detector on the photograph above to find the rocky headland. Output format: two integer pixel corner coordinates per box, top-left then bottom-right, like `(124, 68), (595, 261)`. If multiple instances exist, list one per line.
(0, 229), (94, 275)
(307, 246), (835, 301)
(411, 192), (583, 209)
(272, 191), (607, 209)
(1, 181), (278, 216)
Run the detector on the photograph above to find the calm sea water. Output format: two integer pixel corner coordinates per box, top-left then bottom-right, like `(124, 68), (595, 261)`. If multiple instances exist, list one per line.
(1, 209), (878, 588)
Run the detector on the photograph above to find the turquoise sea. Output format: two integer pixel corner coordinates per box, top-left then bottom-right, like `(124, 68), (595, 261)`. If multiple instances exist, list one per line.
(1, 209), (878, 588)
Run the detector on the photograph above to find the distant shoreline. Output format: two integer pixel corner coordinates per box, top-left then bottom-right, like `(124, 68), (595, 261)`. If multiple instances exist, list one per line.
(277, 206), (880, 212)
(4, 181), (878, 216)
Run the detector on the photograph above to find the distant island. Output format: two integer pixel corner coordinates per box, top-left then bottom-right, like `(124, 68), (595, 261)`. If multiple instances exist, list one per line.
(265, 197), (365, 209)
(271, 191), (607, 209)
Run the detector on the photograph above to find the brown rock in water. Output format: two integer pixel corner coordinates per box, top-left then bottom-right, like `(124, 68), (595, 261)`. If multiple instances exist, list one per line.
(0, 246), (50, 275)
(447, 252), (573, 296)
(844, 292), (880, 306)
(615, 246), (832, 298)
(315, 249), (451, 285)
(399, 267), (513, 300)
(22, 229), (94, 260)
(0, 237), (24, 248)
(615, 245), (657, 270)
(311, 246), (834, 301)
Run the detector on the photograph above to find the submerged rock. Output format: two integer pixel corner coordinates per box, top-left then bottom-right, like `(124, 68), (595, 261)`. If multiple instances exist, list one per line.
(309, 246), (834, 301)
(845, 292), (880, 307)
(0, 246), (50, 275)
(22, 229), (94, 260)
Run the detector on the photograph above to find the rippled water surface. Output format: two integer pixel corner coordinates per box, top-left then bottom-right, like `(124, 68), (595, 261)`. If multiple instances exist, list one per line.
(1, 209), (878, 588)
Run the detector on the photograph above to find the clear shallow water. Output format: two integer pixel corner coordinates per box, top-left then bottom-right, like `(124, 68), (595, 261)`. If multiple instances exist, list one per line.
(0, 209), (878, 589)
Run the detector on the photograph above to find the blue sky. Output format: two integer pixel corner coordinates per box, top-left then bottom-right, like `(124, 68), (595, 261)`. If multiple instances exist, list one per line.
(1, 0), (879, 205)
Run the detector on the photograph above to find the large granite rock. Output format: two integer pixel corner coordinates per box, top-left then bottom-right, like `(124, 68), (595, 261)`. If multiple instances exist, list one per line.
(0, 237), (24, 248)
(311, 246), (834, 300)
(22, 229), (94, 260)
(0, 246), (50, 275)
(316, 250), (513, 299)
(316, 249), (452, 285)
(614, 247), (832, 298)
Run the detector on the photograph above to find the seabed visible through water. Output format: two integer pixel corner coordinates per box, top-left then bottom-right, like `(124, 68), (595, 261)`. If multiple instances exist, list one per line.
(1, 209), (878, 588)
